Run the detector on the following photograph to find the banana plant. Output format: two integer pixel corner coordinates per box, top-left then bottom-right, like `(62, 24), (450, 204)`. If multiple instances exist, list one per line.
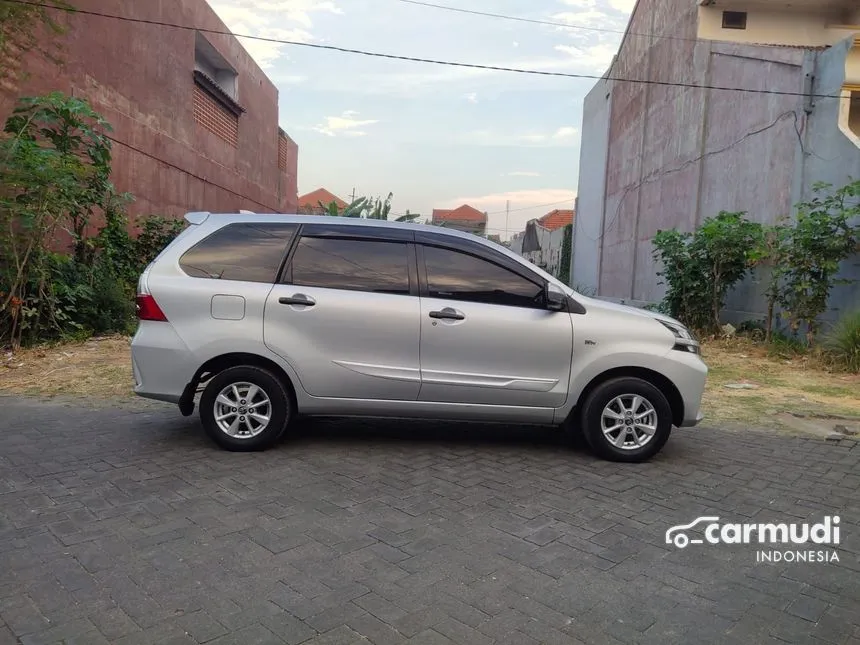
(395, 209), (420, 223)
(317, 200), (341, 217)
(318, 197), (368, 218)
(366, 193), (393, 220)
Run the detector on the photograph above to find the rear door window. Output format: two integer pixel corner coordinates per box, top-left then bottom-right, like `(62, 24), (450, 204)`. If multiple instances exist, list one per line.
(179, 223), (298, 283)
(283, 237), (411, 295)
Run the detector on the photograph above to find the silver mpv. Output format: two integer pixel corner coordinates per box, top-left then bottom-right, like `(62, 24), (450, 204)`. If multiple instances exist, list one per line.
(131, 212), (707, 462)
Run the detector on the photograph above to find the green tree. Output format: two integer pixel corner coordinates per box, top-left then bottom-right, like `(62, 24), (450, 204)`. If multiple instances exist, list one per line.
(0, 92), (115, 347)
(776, 180), (860, 344)
(653, 211), (763, 333)
(556, 223), (572, 286)
(758, 221), (790, 342)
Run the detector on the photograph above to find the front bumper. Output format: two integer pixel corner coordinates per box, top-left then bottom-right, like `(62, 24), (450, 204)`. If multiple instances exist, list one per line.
(660, 349), (708, 428)
(680, 411), (705, 428)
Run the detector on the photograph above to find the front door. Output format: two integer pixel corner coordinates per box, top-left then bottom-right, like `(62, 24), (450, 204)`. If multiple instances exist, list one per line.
(264, 231), (421, 401)
(417, 243), (574, 408)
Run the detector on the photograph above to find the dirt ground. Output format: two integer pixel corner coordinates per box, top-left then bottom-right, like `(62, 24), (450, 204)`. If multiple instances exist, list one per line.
(1, 335), (858, 434)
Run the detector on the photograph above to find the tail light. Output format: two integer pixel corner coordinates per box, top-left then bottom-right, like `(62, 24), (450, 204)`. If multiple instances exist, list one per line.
(136, 294), (168, 322)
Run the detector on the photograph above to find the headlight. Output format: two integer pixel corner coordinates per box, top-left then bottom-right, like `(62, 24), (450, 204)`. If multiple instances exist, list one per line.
(659, 321), (700, 354)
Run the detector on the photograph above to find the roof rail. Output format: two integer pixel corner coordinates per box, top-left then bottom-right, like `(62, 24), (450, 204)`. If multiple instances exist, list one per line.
(184, 211), (211, 225)
(239, 209), (255, 215)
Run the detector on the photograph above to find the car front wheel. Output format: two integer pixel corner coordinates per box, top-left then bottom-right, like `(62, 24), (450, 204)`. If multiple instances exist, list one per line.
(199, 365), (291, 451)
(580, 377), (673, 462)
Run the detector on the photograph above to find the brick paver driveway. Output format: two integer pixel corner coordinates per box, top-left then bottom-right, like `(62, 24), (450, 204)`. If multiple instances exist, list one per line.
(1, 398), (859, 645)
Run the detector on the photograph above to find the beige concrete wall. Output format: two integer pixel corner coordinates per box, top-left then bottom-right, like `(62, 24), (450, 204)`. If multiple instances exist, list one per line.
(845, 39), (860, 85)
(850, 98), (860, 134)
(697, 6), (854, 46)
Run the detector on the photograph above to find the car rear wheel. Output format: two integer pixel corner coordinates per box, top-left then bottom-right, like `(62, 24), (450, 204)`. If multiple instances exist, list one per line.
(580, 377), (673, 462)
(199, 366), (291, 451)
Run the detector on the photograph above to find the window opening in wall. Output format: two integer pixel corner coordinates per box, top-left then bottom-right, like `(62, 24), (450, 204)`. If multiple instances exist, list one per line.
(849, 91), (860, 141)
(193, 32), (244, 146)
(194, 33), (238, 100)
(278, 128), (289, 170)
(722, 11), (747, 30)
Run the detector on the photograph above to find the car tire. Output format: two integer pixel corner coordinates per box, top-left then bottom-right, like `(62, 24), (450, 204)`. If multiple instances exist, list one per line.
(199, 365), (291, 452)
(580, 377), (673, 463)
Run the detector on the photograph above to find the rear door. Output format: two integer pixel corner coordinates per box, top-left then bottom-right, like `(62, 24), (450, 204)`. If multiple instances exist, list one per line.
(264, 224), (422, 401)
(416, 235), (574, 408)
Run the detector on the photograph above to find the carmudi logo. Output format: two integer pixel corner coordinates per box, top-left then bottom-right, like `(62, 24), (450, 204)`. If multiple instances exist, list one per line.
(665, 516), (841, 563)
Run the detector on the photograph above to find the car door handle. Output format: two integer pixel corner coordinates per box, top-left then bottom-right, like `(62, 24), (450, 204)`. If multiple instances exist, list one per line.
(279, 294), (316, 307)
(429, 307), (464, 321)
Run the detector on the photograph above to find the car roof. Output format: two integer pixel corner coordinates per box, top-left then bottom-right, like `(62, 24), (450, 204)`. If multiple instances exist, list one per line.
(191, 211), (489, 245)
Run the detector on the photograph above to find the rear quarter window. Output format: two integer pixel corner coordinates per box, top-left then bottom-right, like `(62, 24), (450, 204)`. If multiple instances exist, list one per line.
(179, 222), (297, 283)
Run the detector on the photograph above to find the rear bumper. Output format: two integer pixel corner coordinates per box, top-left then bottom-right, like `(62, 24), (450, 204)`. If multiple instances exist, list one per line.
(131, 321), (194, 404)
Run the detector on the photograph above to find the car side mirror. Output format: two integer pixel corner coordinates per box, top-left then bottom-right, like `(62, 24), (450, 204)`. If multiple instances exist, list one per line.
(545, 283), (567, 312)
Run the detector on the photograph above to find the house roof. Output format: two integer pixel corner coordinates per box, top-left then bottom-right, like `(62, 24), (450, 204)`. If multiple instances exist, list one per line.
(538, 209), (575, 231)
(298, 188), (347, 209)
(431, 204), (487, 224)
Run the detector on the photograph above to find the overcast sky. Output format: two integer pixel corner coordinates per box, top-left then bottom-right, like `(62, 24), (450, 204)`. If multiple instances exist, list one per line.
(210, 0), (635, 238)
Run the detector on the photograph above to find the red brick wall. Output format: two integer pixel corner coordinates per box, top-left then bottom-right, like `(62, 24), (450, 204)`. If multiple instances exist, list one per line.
(193, 84), (239, 148)
(0, 0), (299, 232)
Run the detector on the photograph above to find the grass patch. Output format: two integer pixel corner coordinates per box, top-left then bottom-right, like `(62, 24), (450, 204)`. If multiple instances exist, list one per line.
(701, 337), (860, 428)
(0, 335), (133, 398)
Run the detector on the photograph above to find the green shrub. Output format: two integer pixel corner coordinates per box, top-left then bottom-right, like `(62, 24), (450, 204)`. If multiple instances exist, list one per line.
(766, 331), (808, 359)
(775, 181), (860, 344)
(821, 309), (860, 373)
(652, 211), (763, 333)
(736, 319), (767, 342)
(134, 215), (186, 269)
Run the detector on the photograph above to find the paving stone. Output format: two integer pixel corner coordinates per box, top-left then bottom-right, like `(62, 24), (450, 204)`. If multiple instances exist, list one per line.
(1, 399), (858, 645)
(787, 595), (830, 623)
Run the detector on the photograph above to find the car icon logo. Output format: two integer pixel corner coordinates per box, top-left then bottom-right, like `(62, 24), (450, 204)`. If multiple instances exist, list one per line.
(665, 516), (720, 548)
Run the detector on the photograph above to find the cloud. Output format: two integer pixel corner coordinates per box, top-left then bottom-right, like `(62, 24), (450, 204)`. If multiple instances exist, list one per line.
(312, 110), (379, 137)
(272, 74), (308, 84)
(464, 92), (479, 104)
(556, 0), (635, 18)
(210, 0), (342, 68)
(507, 171), (541, 177)
(551, 9), (609, 27)
(608, 0), (636, 13)
(443, 188), (576, 210)
(512, 41), (519, 48)
(554, 42), (619, 73)
(554, 126), (579, 139)
(229, 25), (313, 68)
(351, 46), (611, 95)
(461, 128), (579, 148)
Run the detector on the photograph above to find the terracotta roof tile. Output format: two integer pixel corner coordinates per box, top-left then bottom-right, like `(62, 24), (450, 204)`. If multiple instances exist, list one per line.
(537, 209), (575, 231)
(298, 188), (347, 210)
(432, 204), (487, 223)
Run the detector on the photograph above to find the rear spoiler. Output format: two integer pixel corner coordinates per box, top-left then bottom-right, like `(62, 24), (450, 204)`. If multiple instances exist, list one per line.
(184, 211), (210, 225)
(184, 210), (254, 225)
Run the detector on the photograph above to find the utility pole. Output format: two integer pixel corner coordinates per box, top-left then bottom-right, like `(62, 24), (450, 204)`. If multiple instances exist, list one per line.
(350, 187), (356, 203)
